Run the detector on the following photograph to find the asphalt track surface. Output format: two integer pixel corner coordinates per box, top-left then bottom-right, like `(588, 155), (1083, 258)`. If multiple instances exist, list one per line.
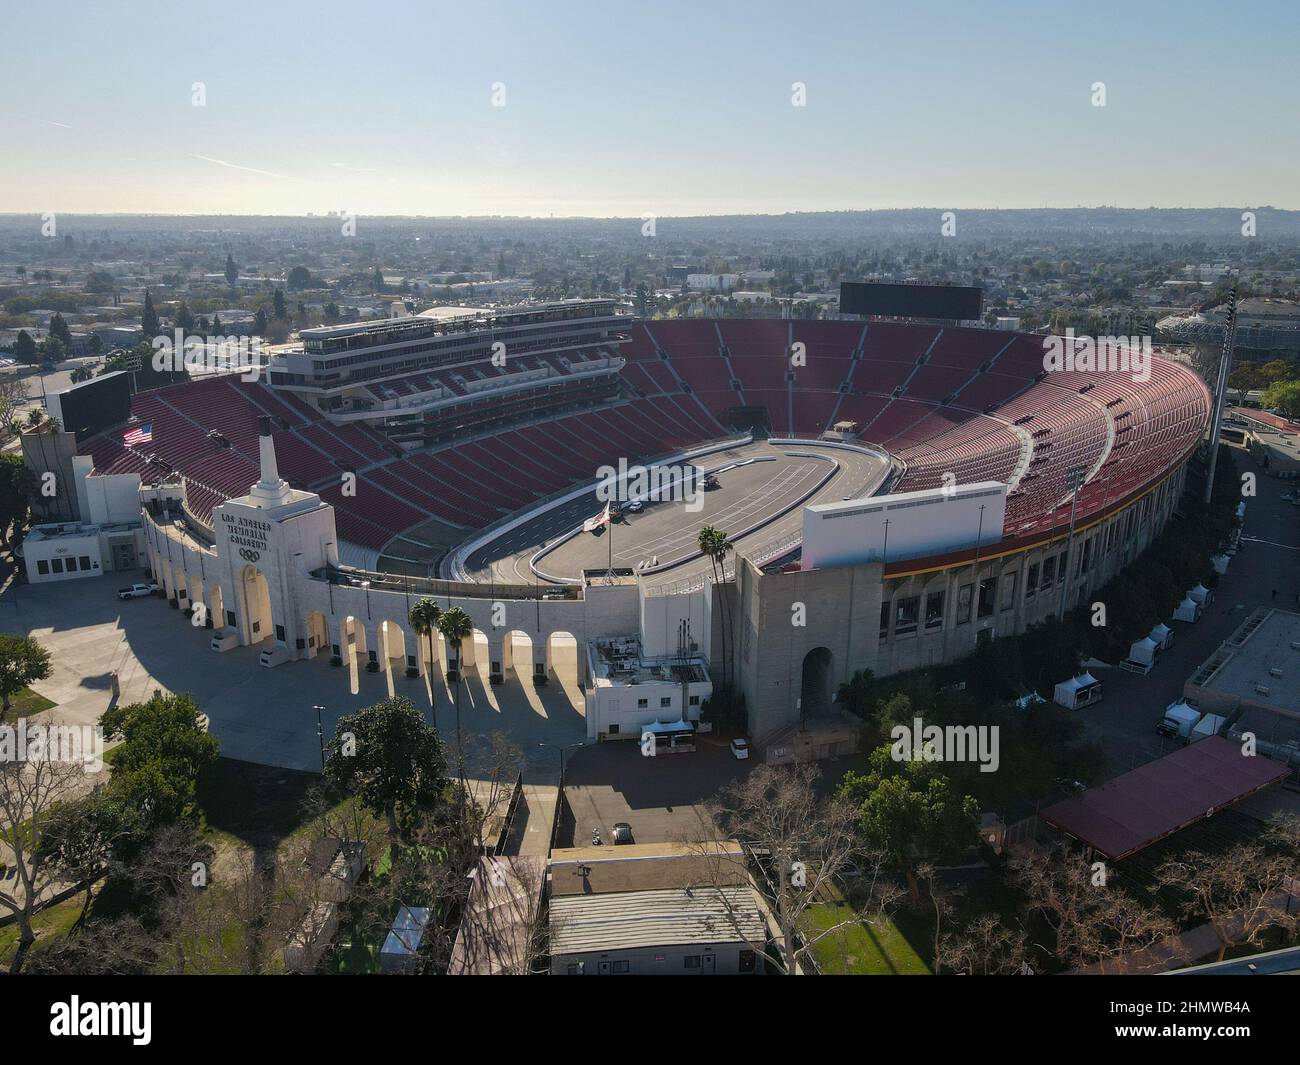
(462, 440), (889, 590)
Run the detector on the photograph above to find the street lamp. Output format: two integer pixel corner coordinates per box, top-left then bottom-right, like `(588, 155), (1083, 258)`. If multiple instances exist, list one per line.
(537, 740), (584, 778)
(312, 704), (326, 773)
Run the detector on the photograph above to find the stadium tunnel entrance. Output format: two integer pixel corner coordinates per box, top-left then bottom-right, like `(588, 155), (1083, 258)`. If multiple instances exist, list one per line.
(800, 646), (834, 719)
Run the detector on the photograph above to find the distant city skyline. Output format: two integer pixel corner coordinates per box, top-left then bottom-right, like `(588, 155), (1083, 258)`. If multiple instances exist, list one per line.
(3, 0), (1298, 216)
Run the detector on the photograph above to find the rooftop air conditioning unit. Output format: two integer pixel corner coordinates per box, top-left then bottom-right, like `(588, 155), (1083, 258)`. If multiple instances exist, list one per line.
(1269, 667), (1284, 678)
(1254, 684), (1271, 696)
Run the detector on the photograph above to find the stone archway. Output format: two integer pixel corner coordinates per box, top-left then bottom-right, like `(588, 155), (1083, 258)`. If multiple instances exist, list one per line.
(303, 610), (329, 659)
(500, 630), (534, 679)
(799, 646), (833, 720)
(545, 630), (579, 687)
(339, 615), (369, 695)
(239, 564), (274, 646)
(379, 619), (408, 697)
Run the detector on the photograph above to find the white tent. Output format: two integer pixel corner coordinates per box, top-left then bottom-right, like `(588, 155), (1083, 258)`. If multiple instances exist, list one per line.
(1174, 596), (1201, 622)
(1122, 636), (1159, 673)
(1188, 583), (1213, 605)
(1236, 501), (1247, 519)
(1211, 554), (1230, 575)
(1149, 622), (1174, 650)
(1053, 671), (1103, 710)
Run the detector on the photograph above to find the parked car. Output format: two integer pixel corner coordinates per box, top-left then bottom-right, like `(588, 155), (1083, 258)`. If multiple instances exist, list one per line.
(626, 499), (644, 513)
(611, 822), (633, 845)
(118, 582), (161, 600)
(730, 738), (750, 760)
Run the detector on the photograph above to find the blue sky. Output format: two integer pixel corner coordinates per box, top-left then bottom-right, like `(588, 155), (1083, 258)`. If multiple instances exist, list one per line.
(2, 0), (1297, 215)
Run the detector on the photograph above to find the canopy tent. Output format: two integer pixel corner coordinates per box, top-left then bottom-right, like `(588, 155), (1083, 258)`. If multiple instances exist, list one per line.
(1054, 671), (1102, 710)
(1173, 596), (1201, 623)
(1188, 583), (1213, 605)
(1121, 636), (1159, 673)
(1040, 737), (1289, 860)
(1149, 622), (1174, 649)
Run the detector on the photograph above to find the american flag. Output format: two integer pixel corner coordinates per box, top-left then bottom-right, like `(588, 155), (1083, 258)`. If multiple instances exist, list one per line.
(123, 424), (153, 446)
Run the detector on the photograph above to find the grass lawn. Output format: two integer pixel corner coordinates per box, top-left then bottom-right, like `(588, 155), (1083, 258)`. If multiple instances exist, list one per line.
(1, 687), (55, 724)
(0, 894), (85, 968)
(803, 904), (931, 975)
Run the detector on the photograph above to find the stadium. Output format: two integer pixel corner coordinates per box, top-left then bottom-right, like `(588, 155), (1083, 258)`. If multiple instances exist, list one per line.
(48, 299), (1211, 747)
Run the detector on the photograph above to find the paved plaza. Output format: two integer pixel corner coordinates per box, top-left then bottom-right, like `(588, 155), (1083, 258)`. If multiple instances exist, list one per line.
(3, 571), (586, 777)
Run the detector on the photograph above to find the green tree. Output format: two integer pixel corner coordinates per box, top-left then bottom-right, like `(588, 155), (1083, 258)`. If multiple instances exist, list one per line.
(324, 696), (447, 836)
(1261, 379), (1300, 419)
(272, 289), (288, 320)
(48, 312), (72, 346)
(13, 330), (37, 365)
(38, 335), (66, 368)
(0, 634), (51, 715)
(38, 791), (141, 926)
(253, 307), (268, 335)
(436, 606), (474, 764)
(224, 252), (238, 288)
(0, 454), (33, 545)
(174, 302), (196, 332)
(841, 745), (980, 902)
(697, 525), (733, 690)
(100, 693), (219, 825)
(141, 289), (160, 339)
(407, 598), (442, 696)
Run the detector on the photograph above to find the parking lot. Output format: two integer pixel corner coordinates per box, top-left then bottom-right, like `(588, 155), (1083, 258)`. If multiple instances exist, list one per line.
(557, 734), (756, 847)
(1075, 449), (1300, 772)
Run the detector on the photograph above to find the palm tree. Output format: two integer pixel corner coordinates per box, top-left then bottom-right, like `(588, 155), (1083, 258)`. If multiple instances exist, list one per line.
(407, 597), (442, 695)
(436, 606), (474, 770)
(697, 525), (734, 691)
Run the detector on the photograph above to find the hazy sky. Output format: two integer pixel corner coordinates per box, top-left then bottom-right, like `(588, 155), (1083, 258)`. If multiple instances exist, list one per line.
(3, 0), (1297, 216)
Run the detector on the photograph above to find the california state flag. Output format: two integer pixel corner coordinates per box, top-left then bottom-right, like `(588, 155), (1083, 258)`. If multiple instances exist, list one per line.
(583, 502), (612, 532)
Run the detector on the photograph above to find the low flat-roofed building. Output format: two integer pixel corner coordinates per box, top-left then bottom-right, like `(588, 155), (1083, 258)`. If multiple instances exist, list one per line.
(548, 841), (765, 975)
(1184, 608), (1300, 719)
(22, 518), (145, 583)
(583, 634), (711, 743)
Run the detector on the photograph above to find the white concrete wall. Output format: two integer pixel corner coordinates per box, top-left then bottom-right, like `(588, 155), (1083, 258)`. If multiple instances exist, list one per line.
(802, 481), (1007, 570)
(639, 587), (711, 661)
(24, 531), (104, 583)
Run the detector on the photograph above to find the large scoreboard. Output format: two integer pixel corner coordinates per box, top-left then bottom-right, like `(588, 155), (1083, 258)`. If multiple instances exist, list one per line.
(47, 370), (132, 442)
(840, 281), (984, 321)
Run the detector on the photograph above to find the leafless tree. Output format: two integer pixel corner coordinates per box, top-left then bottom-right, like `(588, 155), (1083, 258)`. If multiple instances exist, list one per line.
(1157, 839), (1300, 963)
(0, 753), (89, 973)
(0, 376), (29, 437)
(1010, 845), (1178, 972)
(937, 913), (1030, 975)
(683, 763), (901, 975)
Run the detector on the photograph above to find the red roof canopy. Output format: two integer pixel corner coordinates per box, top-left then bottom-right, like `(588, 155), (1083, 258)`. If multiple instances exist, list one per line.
(1039, 736), (1289, 860)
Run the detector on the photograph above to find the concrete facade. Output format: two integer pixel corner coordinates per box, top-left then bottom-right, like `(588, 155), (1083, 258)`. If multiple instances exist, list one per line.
(733, 460), (1189, 742)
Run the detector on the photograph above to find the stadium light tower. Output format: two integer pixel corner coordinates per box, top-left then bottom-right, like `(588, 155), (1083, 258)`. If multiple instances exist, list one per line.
(1057, 466), (1087, 621)
(1203, 274), (1240, 506)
